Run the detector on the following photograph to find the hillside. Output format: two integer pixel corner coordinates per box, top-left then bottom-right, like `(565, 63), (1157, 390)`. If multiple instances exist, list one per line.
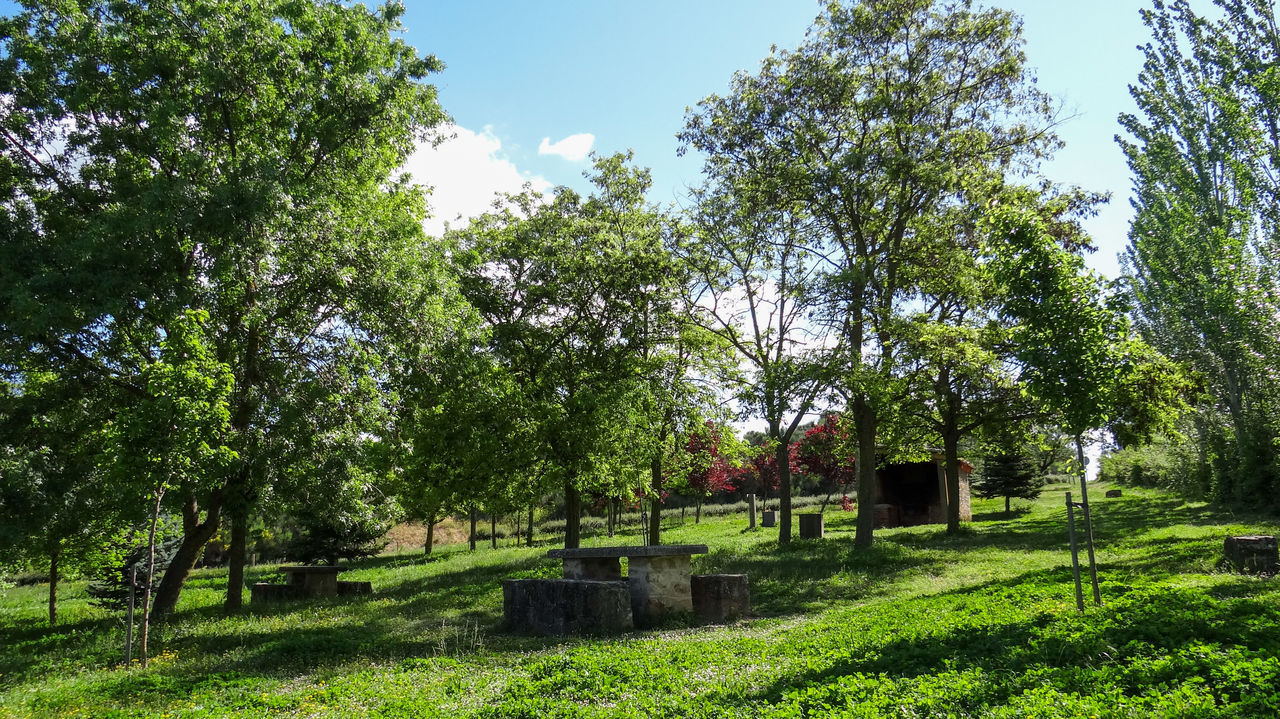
(2, 485), (1279, 718)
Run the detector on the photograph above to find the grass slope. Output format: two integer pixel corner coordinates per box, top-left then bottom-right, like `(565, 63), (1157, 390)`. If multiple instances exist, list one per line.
(2, 484), (1279, 718)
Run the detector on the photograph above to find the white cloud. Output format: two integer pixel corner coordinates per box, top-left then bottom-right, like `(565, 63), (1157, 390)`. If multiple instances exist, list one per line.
(402, 124), (552, 236)
(537, 133), (595, 162)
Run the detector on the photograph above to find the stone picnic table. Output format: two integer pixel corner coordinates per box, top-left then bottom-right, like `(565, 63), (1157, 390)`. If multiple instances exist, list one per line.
(281, 565), (345, 597)
(545, 544), (708, 626)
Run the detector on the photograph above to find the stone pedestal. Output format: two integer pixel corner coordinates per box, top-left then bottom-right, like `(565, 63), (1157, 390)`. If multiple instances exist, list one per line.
(799, 513), (824, 539)
(563, 557), (623, 580)
(1225, 535), (1278, 574)
(250, 582), (303, 603)
(691, 574), (750, 623)
(502, 579), (632, 635)
(761, 510), (777, 528)
(873, 504), (900, 529)
(628, 555), (693, 627)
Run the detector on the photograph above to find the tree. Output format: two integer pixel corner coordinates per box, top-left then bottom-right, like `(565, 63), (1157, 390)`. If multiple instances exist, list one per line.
(795, 414), (856, 512)
(974, 435), (1043, 516)
(679, 183), (831, 546)
(451, 153), (682, 548)
(106, 310), (234, 664)
(682, 0), (1059, 549)
(1118, 0), (1280, 507)
(0, 371), (130, 627)
(0, 0), (448, 615)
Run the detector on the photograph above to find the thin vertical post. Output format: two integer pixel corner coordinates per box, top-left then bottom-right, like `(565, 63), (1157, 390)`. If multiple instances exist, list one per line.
(124, 565), (136, 664)
(748, 493), (757, 529)
(1066, 492), (1084, 612)
(1076, 436), (1102, 605)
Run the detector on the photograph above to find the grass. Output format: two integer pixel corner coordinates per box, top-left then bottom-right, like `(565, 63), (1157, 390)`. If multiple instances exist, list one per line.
(2, 483), (1279, 717)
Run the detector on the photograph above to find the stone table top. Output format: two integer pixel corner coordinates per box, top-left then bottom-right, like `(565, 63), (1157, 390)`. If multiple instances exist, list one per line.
(280, 565), (345, 574)
(546, 544), (708, 560)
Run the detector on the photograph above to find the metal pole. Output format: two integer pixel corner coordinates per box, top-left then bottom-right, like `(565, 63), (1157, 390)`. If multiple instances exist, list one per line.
(124, 565), (136, 664)
(1066, 492), (1084, 612)
(1076, 436), (1102, 605)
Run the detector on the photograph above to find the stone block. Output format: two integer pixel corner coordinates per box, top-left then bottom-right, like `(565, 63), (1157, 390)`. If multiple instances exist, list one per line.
(691, 574), (750, 623)
(1224, 535), (1279, 574)
(761, 510), (776, 528)
(502, 579), (632, 635)
(250, 582), (303, 603)
(336, 580), (372, 596)
(873, 503), (900, 529)
(1105, 489), (1123, 498)
(799, 513), (824, 539)
(562, 557), (623, 581)
(628, 554), (693, 627)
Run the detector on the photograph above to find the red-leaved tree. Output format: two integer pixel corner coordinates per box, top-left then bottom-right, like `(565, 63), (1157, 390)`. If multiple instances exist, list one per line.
(796, 414), (856, 512)
(682, 422), (735, 523)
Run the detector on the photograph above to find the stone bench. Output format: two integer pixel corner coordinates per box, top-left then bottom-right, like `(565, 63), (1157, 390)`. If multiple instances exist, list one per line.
(337, 580), (372, 596)
(691, 574), (750, 623)
(502, 579), (632, 635)
(1225, 535), (1278, 574)
(1105, 489), (1123, 498)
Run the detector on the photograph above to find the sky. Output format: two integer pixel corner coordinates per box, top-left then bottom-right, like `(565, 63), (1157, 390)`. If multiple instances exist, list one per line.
(402, 0), (1159, 278)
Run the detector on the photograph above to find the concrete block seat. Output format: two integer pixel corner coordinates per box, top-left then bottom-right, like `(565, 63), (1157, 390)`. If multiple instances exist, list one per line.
(691, 574), (750, 623)
(1225, 535), (1278, 574)
(503, 579), (632, 635)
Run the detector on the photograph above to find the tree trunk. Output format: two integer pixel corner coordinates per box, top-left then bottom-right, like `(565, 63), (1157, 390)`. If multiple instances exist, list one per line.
(224, 510), (248, 612)
(47, 545), (59, 627)
(469, 506), (477, 551)
(490, 514), (497, 549)
(944, 431), (963, 534)
(151, 491), (222, 618)
(607, 498), (615, 537)
(1005, 495), (1011, 516)
(695, 498), (702, 524)
(854, 397), (878, 550)
(820, 489), (833, 514)
(527, 503), (534, 546)
(748, 493), (757, 529)
(564, 480), (581, 549)
(424, 514), (435, 555)
(776, 434), (793, 545)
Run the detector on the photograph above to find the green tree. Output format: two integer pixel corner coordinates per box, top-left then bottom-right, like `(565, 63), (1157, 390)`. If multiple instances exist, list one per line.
(0, 371), (129, 627)
(0, 0), (447, 615)
(682, 0), (1059, 548)
(107, 310), (234, 665)
(974, 434), (1044, 516)
(1118, 0), (1280, 507)
(450, 153), (682, 548)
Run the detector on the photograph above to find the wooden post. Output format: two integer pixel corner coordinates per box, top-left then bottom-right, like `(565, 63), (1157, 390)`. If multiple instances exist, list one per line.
(124, 565), (136, 664)
(1066, 492), (1084, 612)
(1076, 436), (1102, 606)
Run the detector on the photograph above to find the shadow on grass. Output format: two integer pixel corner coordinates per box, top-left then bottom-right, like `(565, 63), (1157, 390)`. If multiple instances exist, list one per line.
(696, 534), (945, 616)
(721, 566), (1280, 713)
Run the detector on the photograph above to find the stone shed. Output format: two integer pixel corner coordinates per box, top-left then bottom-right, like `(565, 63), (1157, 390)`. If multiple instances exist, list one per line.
(872, 453), (973, 528)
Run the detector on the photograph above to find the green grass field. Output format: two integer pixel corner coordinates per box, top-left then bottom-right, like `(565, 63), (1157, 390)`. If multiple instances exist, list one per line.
(3, 484), (1279, 718)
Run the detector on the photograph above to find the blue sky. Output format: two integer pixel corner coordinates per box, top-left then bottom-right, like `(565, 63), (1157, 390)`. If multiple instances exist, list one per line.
(403, 0), (1158, 278)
